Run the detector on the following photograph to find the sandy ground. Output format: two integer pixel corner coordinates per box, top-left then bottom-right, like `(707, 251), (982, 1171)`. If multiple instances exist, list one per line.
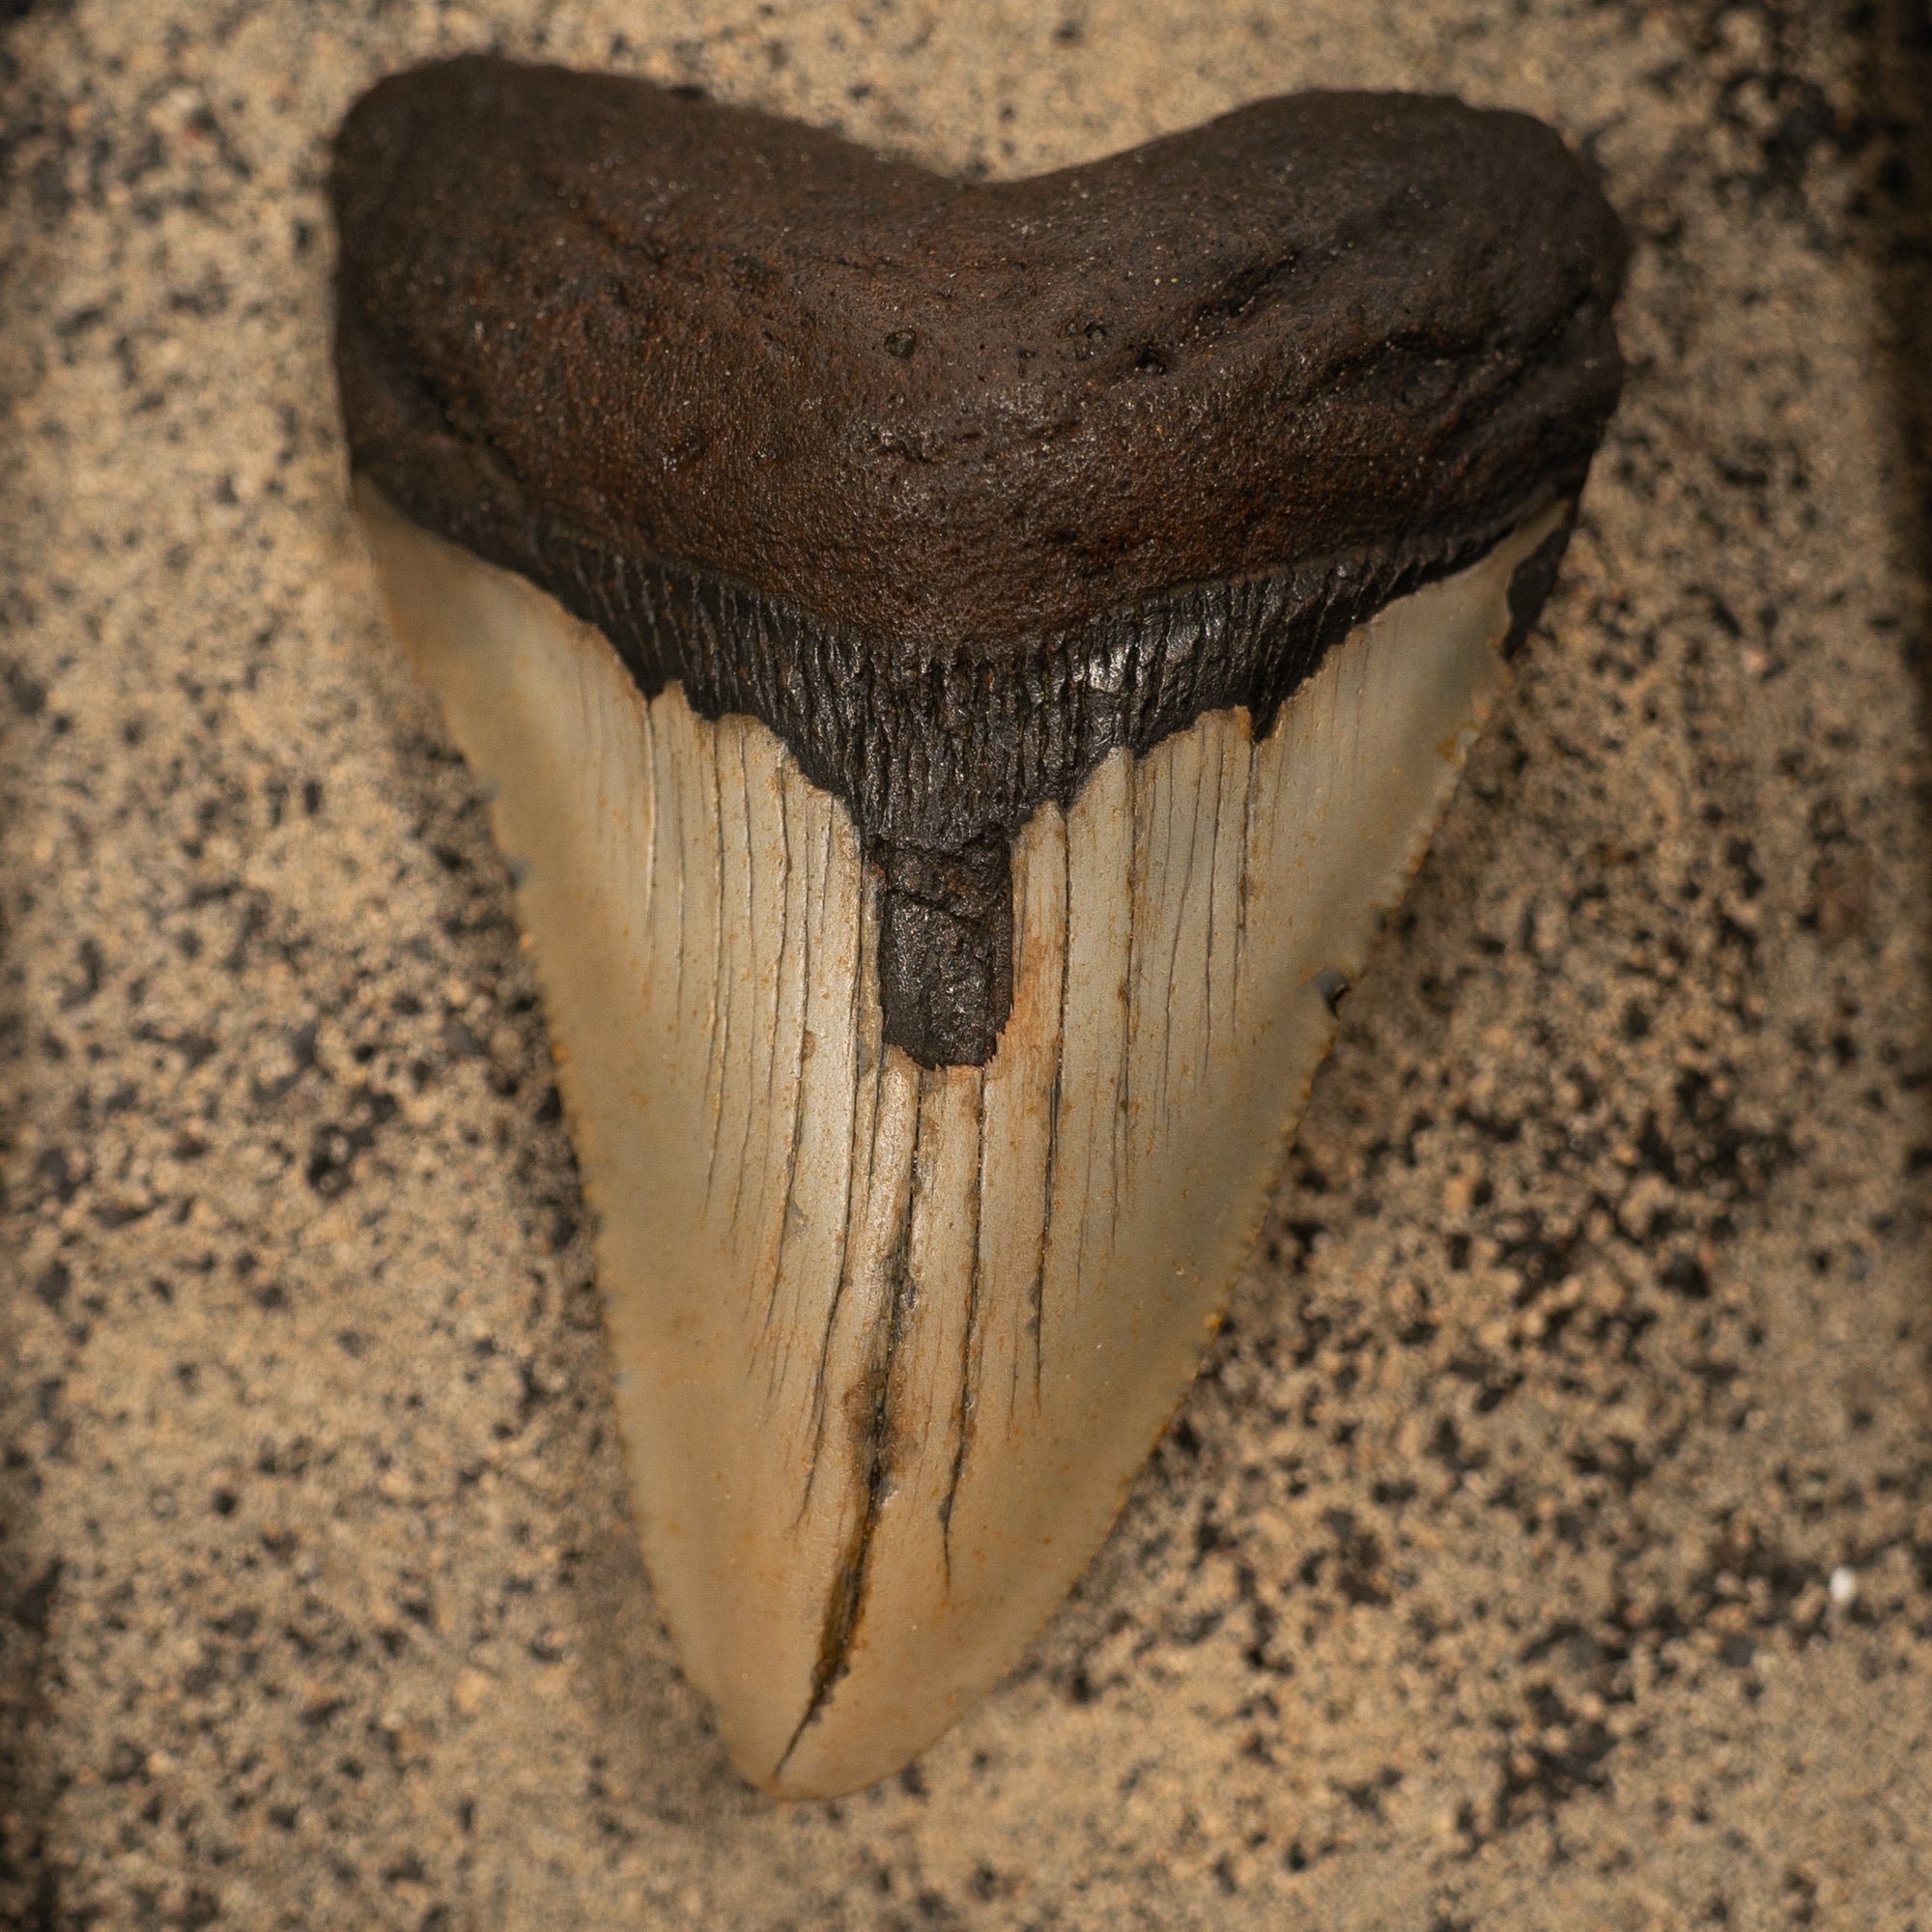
(2, 2), (1930, 1927)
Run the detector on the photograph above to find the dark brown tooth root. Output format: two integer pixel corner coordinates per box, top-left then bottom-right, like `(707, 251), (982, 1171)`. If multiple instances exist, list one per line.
(333, 56), (1624, 1065)
(335, 61), (1624, 1799)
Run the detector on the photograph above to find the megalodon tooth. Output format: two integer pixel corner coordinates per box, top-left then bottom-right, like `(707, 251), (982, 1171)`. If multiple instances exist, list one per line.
(329, 57), (1626, 1798)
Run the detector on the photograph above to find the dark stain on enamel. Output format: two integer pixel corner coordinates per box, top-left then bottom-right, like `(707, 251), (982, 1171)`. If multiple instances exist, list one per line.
(331, 57), (1626, 1066)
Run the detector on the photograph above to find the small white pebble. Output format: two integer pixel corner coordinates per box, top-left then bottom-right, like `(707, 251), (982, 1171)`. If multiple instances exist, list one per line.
(1828, 1566), (1858, 1608)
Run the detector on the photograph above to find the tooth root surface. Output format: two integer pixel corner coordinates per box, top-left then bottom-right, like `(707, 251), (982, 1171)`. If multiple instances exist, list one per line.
(356, 479), (1566, 1798)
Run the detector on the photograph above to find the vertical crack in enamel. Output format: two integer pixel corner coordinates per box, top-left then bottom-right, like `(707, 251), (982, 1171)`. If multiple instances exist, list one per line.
(701, 738), (730, 1209)
(1234, 724), (1256, 1005)
(776, 1060), (924, 1781)
(1197, 733), (1223, 1099)
(937, 1073), (988, 1587)
(1117, 760), (1139, 1236)
(1024, 828), (1071, 1407)
(800, 915), (890, 1524)
(759, 785), (812, 1352)
(355, 479), (1571, 1799)
(726, 739), (765, 1234)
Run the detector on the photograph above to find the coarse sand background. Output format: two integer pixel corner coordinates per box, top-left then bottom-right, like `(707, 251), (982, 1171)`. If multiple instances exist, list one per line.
(3, 2), (1930, 1926)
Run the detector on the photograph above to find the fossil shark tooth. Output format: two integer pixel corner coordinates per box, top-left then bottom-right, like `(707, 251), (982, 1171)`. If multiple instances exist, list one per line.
(331, 57), (1626, 1798)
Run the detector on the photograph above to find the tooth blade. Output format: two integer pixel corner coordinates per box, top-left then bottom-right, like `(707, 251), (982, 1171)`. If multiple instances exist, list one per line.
(356, 478), (1564, 1796)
